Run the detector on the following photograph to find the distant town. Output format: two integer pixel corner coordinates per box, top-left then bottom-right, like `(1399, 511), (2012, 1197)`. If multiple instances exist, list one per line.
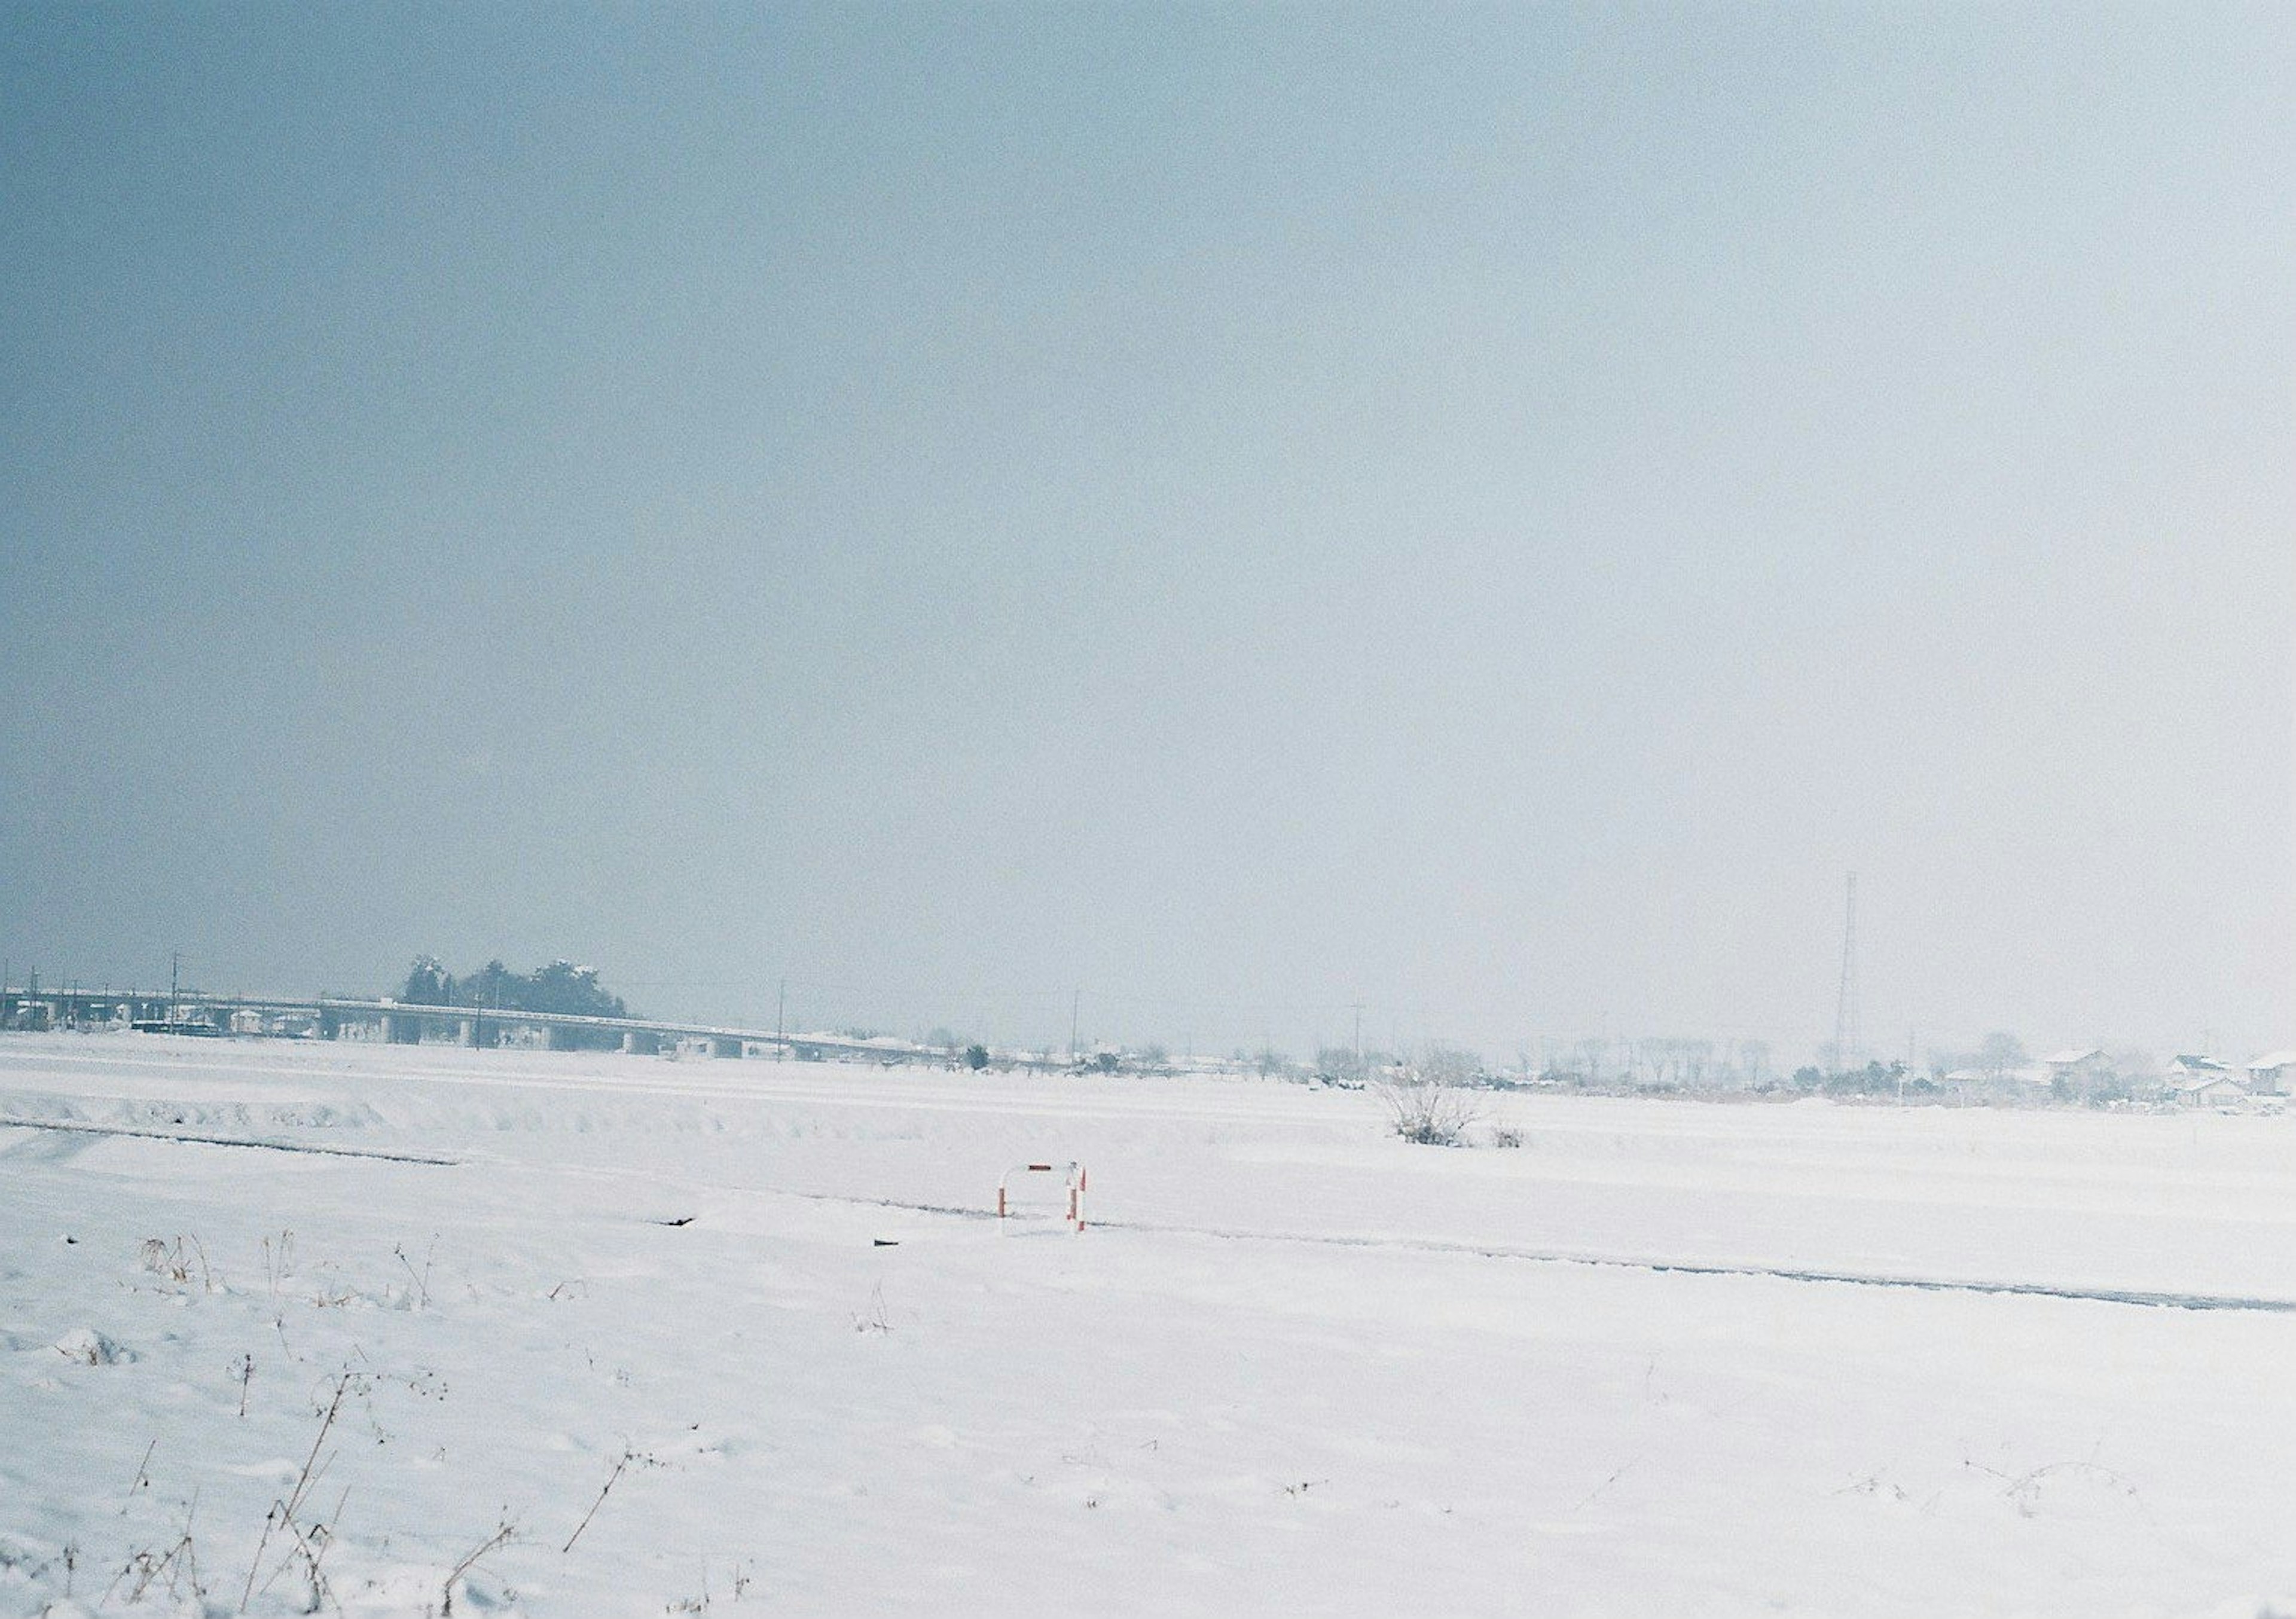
(1, 957), (2282, 1111)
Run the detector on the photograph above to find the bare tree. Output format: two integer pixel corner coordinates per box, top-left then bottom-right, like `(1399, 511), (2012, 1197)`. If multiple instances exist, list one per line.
(1416, 1041), (1482, 1086)
(1978, 1032), (2028, 1080)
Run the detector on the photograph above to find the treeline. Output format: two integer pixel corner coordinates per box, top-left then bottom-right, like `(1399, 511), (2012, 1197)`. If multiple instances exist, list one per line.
(396, 956), (630, 1020)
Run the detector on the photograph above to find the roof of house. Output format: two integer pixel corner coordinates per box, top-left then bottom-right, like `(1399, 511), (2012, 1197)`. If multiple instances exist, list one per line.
(2246, 1051), (2296, 1072)
(2170, 1055), (2231, 1074)
(2171, 1071), (2246, 1095)
(2044, 1049), (2104, 1065)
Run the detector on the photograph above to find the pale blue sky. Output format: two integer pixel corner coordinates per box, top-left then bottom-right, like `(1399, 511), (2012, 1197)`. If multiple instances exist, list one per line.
(4, 4), (2289, 1062)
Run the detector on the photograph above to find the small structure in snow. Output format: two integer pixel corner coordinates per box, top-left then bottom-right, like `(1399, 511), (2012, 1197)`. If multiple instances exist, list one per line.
(997, 1161), (1087, 1232)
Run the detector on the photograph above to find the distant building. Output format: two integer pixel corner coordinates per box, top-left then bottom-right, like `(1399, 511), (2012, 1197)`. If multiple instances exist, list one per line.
(2245, 1052), (2296, 1096)
(2043, 1049), (2112, 1092)
(2166, 1055), (2242, 1105)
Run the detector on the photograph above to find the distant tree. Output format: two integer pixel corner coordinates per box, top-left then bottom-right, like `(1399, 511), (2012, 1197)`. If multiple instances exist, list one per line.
(1138, 1043), (1170, 1068)
(1094, 1050), (1120, 1073)
(2106, 1049), (2157, 1090)
(1417, 1042), (1483, 1088)
(963, 1043), (989, 1071)
(1791, 1065), (1824, 1093)
(525, 960), (625, 1019)
(924, 1027), (961, 1052)
(395, 957), (629, 1021)
(1830, 1059), (1906, 1098)
(400, 956), (453, 1006)
(2087, 1072), (2133, 1106)
(463, 960), (519, 1010)
(1978, 1032), (2028, 1080)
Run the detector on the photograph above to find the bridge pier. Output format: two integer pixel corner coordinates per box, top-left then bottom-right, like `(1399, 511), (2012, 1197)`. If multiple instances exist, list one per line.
(545, 1025), (580, 1052)
(710, 1036), (744, 1059)
(377, 1012), (405, 1044)
(458, 1017), (480, 1047)
(622, 1030), (660, 1055)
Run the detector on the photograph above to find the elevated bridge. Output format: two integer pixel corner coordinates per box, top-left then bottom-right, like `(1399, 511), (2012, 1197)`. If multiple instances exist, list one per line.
(0, 985), (930, 1062)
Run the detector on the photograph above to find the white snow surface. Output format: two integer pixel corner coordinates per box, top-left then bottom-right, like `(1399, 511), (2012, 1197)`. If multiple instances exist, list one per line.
(4, 1032), (2295, 1617)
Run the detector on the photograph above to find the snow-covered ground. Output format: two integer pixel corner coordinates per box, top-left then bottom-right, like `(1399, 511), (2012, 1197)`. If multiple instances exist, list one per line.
(4, 1031), (2295, 1617)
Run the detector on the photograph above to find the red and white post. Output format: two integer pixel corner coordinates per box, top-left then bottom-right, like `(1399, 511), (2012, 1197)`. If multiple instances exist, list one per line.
(997, 1161), (1088, 1232)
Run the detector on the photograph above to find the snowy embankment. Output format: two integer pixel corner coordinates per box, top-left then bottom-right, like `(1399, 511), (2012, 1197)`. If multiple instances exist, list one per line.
(3, 1033), (2294, 1617)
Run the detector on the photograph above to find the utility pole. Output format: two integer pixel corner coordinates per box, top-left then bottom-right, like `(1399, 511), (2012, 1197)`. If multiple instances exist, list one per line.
(170, 951), (181, 1015)
(1070, 989), (1082, 1063)
(1832, 875), (1858, 1074)
(1352, 1000), (1364, 1067)
(777, 978), (786, 1059)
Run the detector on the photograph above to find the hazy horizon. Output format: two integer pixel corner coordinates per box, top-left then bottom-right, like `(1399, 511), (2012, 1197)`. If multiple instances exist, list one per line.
(4, 4), (2289, 1065)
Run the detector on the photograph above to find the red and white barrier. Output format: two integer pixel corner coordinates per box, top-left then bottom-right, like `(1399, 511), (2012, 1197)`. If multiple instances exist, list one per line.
(997, 1161), (1087, 1232)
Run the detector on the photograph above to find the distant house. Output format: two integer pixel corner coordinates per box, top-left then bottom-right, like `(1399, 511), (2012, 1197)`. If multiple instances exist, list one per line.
(2043, 1049), (2112, 1093)
(2166, 1055), (2242, 1105)
(2245, 1052), (2296, 1096)
(1938, 1064), (2047, 1102)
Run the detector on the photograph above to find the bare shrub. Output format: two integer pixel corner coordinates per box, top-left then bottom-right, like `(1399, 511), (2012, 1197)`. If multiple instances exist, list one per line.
(850, 1282), (891, 1335)
(1372, 1041), (1488, 1145)
(564, 1447), (638, 1553)
(1376, 1073), (1480, 1147)
(393, 1237), (436, 1308)
(444, 1518), (517, 1615)
(103, 1531), (204, 1609)
(1491, 1126), (1525, 1149)
(242, 1368), (365, 1612)
(138, 1235), (213, 1291)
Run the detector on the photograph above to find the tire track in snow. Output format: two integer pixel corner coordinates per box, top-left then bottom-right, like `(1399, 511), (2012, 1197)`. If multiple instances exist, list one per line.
(1113, 1223), (2296, 1315)
(732, 1184), (2296, 1316)
(0, 1116), (461, 1165)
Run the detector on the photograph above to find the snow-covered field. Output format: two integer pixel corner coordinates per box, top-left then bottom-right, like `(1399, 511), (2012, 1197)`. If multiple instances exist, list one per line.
(5, 1033), (2296, 1617)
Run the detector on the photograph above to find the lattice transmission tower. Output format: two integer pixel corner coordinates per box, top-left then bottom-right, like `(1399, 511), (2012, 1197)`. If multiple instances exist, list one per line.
(1833, 872), (1860, 1073)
